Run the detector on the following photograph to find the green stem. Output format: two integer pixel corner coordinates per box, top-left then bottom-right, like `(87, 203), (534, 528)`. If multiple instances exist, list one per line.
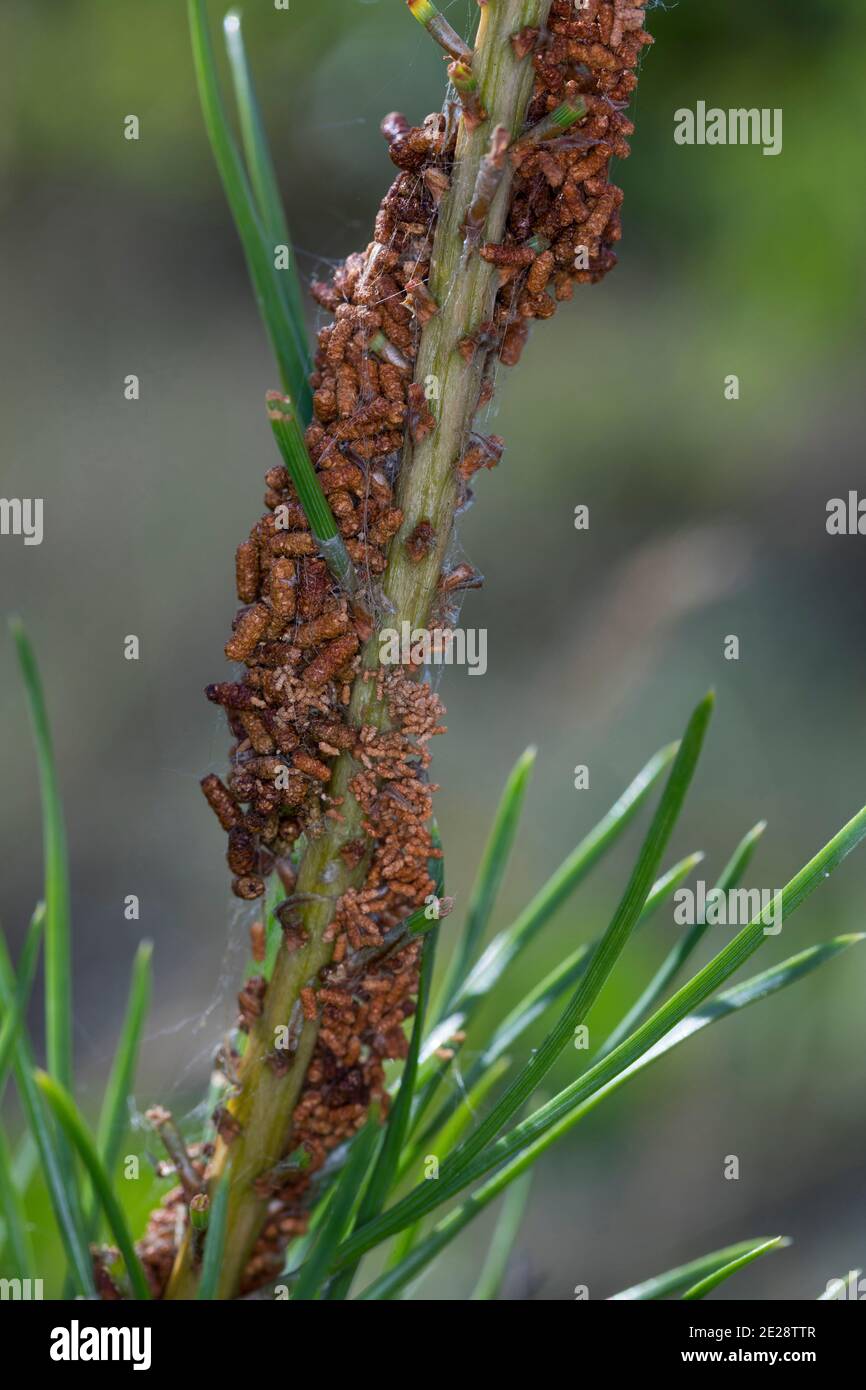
(166, 0), (552, 1301)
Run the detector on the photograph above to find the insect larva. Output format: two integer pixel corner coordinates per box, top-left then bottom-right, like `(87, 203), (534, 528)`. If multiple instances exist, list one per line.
(225, 603), (270, 662)
(201, 773), (241, 831)
(294, 605), (350, 649)
(269, 532), (316, 558)
(235, 538), (259, 603)
(205, 681), (263, 711)
(232, 874), (265, 901)
(367, 507), (404, 545)
(227, 825), (258, 876)
(298, 559), (328, 619)
(238, 712), (275, 754)
(269, 557), (297, 622)
(293, 751), (332, 783)
(301, 633), (360, 691)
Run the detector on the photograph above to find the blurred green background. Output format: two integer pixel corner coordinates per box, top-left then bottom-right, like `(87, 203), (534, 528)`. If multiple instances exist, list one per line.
(2, 0), (865, 1299)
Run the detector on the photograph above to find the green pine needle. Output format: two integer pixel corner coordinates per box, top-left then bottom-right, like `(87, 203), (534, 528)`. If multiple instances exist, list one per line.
(413, 852), (703, 1159)
(385, 1058), (514, 1280)
(345, 692), (715, 1263)
(470, 1170), (532, 1300)
(35, 1071), (151, 1301)
(445, 697), (712, 1177)
(292, 1109), (381, 1301)
(223, 8), (311, 371)
(334, 787), (865, 1270)
(611, 1238), (786, 1301)
(0, 1124), (34, 1280)
(187, 0), (312, 418)
(10, 619), (73, 1093)
(0, 903), (44, 1094)
(681, 1237), (788, 1300)
(456, 740), (679, 1010)
(327, 926), (440, 1299)
(411, 741), (679, 1136)
(197, 1171), (231, 1300)
(436, 744), (536, 1015)
(599, 820), (766, 1058)
(266, 391), (358, 594)
(0, 931), (93, 1297)
(359, 935), (862, 1299)
(86, 941), (153, 1241)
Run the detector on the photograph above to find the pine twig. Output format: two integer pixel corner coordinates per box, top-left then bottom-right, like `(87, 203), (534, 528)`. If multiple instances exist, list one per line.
(165, 0), (554, 1302)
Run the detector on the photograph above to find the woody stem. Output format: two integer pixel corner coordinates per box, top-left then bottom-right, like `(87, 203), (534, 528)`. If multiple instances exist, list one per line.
(165, 0), (550, 1301)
